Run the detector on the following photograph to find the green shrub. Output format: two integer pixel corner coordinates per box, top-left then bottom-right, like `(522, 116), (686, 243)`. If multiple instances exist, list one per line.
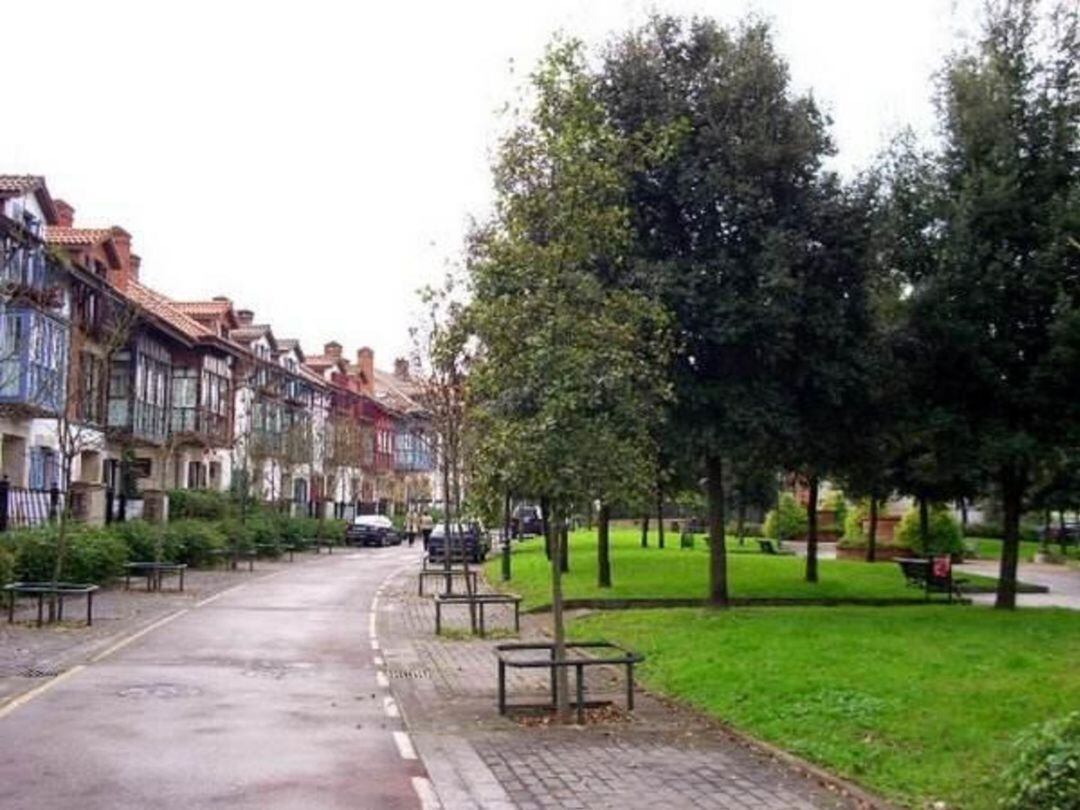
(9, 525), (127, 584)
(290, 516), (320, 540)
(220, 518), (255, 553)
(109, 520), (171, 561)
(322, 519), (347, 544)
(0, 545), (13, 586)
(65, 528), (129, 583)
(168, 489), (232, 521)
(843, 500), (868, 541)
(165, 519), (226, 566)
(1002, 711), (1080, 810)
(895, 504), (964, 555)
(763, 493), (808, 542)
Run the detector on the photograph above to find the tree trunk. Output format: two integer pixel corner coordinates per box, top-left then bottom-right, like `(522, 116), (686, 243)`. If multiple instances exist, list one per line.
(959, 496), (969, 535)
(706, 455), (728, 606)
(656, 483), (665, 550)
(541, 496), (551, 560)
(866, 496), (879, 563)
(640, 514), (649, 548)
(995, 470), (1024, 610)
(559, 521), (569, 573)
(501, 490), (512, 581)
(1060, 510), (1068, 555)
(918, 495), (930, 555)
(805, 476), (819, 583)
(597, 501), (611, 588)
(548, 508), (570, 721)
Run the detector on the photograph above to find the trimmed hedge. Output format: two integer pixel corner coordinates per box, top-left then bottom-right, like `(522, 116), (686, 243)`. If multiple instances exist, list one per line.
(896, 504), (963, 556)
(0, 512), (336, 586)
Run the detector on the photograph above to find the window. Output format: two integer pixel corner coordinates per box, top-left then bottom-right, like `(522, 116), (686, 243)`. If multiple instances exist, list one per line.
(79, 352), (105, 424)
(209, 461), (221, 489)
(171, 367), (198, 433)
(187, 461), (207, 489)
(29, 447), (58, 490)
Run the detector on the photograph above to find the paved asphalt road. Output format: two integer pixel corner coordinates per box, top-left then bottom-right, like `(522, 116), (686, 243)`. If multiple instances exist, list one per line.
(0, 545), (429, 810)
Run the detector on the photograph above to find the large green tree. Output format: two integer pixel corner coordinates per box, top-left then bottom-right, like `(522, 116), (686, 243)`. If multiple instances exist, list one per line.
(912, 0), (1080, 607)
(467, 41), (670, 717)
(598, 16), (834, 603)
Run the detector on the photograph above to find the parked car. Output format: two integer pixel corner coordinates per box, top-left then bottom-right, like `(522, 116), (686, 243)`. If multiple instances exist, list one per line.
(347, 514), (401, 547)
(511, 505), (543, 538)
(427, 522), (491, 563)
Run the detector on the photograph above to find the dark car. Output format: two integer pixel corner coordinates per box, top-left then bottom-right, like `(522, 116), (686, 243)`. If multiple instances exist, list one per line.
(347, 515), (401, 547)
(511, 505), (543, 538)
(427, 522), (490, 563)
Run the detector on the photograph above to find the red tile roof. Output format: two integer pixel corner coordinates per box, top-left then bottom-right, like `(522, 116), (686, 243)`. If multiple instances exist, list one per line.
(44, 226), (114, 246)
(0, 175), (44, 195)
(174, 300), (232, 317)
(125, 281), (213, 340)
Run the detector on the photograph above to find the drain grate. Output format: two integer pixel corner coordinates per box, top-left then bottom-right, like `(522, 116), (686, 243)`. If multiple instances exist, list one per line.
(386, 668), (431, 680)
(20, 666), (58, 679)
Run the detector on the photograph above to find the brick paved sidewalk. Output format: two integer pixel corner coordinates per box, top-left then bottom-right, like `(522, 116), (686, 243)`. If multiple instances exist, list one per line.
(377, 564), (882, 810)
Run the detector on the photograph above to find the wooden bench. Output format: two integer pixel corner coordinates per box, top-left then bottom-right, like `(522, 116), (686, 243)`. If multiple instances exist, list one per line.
(757, 539), (794, 556)
(123, 562), (187, 592)
(4, 582), (99, 627)
(435, 592), (522, 636)
(495, 641), (644, 724)
(895, 557), (968, 602)
(418, 568), (479, 596)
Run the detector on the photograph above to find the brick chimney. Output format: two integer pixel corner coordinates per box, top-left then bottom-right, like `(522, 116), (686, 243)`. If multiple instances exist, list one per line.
(324, 341), (343, 361)
(236, 309), (254, 326)
(54, 199), (75, 227)
(106, 227), (138, 291)
(357, 347), (374, 395)
(394, 357), (410, 380)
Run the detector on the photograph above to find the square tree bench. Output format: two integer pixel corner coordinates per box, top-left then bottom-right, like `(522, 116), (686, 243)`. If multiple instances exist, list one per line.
(435, 592), (522, 637)
(495, 641), (644, 725)
(4, 582), (99, 627)
(417, 568), (479, 596)
(124, 562), (187, 592)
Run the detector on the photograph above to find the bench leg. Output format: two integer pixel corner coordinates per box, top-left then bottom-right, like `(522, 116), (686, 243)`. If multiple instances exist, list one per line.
(576, 663), (585, 724)
(7, 592), (14, 624)
(627, 662), (635, 711)
(418, 576), (424, 597)
(36, 593), (44, 627)
(498, 660), (506, 715)
(58, 594), (64, 622)
(514, 603), (520, 634)
(549, 651), (557, 710)
(87, 591), (93, 627)
(435, 602), (441, 635)
(478, 602), (485, 637)
(180, 568), (185, 592)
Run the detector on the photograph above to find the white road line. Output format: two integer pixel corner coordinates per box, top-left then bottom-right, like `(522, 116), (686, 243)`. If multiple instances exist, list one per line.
(371, 639), (380, 650)
(411, 776), (441, 809)
(393, 730), (417, 760)
(90, 609), (190, 662)
(376, 671), (389, 688)
(383, 696), (399, 718)
(368, 613), (377, 638)
(373, 655), (384, 666)
(0, 665), (86, 719)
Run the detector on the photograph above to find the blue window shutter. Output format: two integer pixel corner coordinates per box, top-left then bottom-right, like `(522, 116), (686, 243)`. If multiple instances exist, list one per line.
(29, 447), (43, 490)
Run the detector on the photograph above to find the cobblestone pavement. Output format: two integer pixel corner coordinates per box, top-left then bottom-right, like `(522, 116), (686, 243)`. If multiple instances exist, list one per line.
(378, 560), (876, 810)
(0, 552), (327, 705)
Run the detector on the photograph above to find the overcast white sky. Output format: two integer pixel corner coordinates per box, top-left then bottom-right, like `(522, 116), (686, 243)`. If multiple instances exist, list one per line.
(3, 0), (979, 367)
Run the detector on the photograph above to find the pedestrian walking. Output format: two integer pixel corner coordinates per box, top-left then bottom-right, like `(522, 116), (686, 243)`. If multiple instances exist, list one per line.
(406, 512), (417, 547)
(420, 512), (434, 551)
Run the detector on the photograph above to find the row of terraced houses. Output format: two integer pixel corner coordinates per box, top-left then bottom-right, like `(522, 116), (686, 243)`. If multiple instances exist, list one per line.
(0, 175), (436, 526)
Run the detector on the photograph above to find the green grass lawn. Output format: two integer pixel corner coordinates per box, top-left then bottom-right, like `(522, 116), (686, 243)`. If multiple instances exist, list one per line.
(966, 536), (1043, 562)
(489, 529), (996, 609)
(571, 605), (1080, 809)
